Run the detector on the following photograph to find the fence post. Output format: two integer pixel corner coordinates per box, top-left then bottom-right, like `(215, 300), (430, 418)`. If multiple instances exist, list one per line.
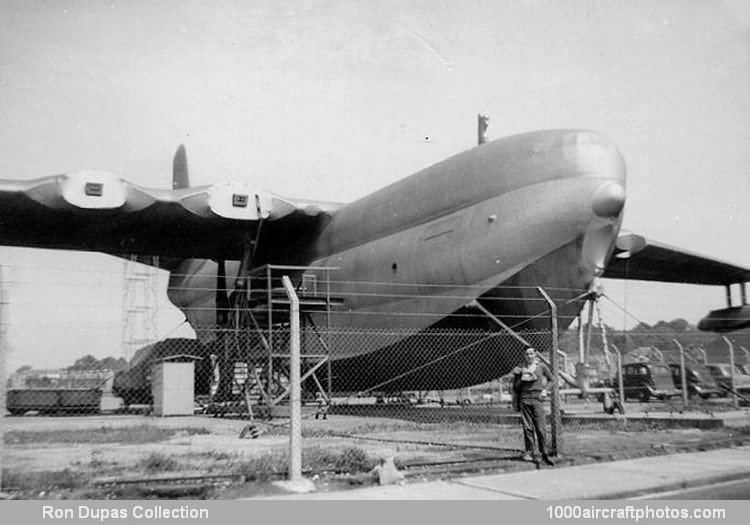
(537, 287), (562, 457)
(697, 346), (708, 365)
(558, 350), (569, 379)
(673, 339), (688, 409)
(740, 346), (750, 365)
(281, 276), (302, 482)
(0, 265), (5, 494)
(611, 344), (626, 415)
(723, 336), (738, 409)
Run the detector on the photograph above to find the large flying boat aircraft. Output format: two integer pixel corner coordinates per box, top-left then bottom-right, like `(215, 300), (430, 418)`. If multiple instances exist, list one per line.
(1, 129), (748, 392)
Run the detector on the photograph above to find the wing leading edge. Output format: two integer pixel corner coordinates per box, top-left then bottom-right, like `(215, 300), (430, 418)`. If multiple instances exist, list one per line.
(0, 170), (342, 260)
(603, 232), (750, 285)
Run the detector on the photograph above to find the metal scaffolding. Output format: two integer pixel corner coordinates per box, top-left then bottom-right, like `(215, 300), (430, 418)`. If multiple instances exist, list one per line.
(209, 264), (341, 418)
(121, 256), (160, 364)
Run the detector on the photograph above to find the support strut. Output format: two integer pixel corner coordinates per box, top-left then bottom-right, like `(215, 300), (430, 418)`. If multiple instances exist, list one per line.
(467, 299), (578, 386)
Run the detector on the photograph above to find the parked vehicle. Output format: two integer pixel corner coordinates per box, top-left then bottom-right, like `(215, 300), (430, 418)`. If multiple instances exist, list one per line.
(668, 363), (723, 399)
(7, 388), (102, 415)
(620, 362), (678, 402)
(705, 363), (750, 394)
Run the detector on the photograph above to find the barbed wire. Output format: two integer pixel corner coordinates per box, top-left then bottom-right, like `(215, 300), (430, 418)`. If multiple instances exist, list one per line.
(1, 277), (588, 295)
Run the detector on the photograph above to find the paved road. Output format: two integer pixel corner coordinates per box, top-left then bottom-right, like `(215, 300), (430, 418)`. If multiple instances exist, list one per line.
(644, 477), (750, 500)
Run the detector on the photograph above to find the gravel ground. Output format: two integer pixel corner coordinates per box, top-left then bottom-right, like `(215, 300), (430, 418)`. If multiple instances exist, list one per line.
(2, 406), (750, 499)
(2, 402), (750, 498)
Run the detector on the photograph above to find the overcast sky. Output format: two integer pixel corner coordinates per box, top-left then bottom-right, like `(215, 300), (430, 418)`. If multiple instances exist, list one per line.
(1, 0), (749, 370)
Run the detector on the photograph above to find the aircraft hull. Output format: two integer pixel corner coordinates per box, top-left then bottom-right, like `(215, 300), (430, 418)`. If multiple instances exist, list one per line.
(167, 129), (626, 390)
(327, 238), (589, 392)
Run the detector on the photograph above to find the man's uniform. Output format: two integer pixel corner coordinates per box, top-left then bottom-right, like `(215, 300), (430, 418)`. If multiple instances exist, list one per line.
(513, 360), (554, 461)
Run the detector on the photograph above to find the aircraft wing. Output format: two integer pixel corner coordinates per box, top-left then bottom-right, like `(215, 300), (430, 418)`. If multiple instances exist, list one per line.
(0, 171), (341, 260)
(603, 232), (750, 285)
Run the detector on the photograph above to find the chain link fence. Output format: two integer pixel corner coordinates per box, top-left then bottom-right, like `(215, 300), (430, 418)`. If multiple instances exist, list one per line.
(101, 326), (549, 418)
(556, 319), (750, 413)
(2, 269), (748, 418)
(2, 259), (750, 496)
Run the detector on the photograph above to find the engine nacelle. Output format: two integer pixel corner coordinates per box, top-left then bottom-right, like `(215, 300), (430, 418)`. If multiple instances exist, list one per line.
(698, 305), (750, 332)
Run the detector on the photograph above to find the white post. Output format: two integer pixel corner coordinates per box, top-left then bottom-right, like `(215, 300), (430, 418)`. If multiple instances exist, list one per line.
(696, 346), (708, 365)
(577, 313), (585, 364)
(741, 283), (747, 306)
(613, 345), (626, 415)
(740, 346), (750, 364)
(723, 336), (738, 409)
(537, 287), (562, 457)
(281, 276), (302, 482)
(0, 265), (6, 494)
(610, 344), (626, 415)
(558, 350), (569, 378)
(673, 339), (688, 408)
(585, 301), (595, 364)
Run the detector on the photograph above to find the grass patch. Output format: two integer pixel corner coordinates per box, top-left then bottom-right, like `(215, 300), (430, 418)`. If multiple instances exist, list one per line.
(304, 446), (375, 473)
(2, 468), (86, 491)
(233, 450), (288, 481)
(138, 452), (181, 472)
(562, 419), (703, 433)
(185, 450), (237, 461)
(5, 425), (211, 445)
(231, 446), (377, 481)
(304, 420), (494, 438)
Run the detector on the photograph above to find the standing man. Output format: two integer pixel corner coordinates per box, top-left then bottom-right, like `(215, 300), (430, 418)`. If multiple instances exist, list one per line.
(512, 347), (555, 466)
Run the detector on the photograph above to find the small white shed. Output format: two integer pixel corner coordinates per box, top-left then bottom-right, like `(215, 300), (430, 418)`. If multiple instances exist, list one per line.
(151, 355), (202, 417)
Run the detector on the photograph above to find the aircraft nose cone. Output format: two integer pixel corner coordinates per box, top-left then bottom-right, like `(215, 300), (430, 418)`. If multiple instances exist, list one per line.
(592, 181), (625, 218)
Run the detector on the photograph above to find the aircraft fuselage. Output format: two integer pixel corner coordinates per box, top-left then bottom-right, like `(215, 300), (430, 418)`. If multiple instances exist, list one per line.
(168, 129), (626, 387)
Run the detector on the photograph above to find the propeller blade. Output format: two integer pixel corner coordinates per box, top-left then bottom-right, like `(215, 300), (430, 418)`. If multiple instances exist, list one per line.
(172, 144), (190, 189)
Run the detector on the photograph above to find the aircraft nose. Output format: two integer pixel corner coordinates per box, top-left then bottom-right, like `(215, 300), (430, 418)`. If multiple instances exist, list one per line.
(592, 181), (626, 218)
(561, 130), (626, 217)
